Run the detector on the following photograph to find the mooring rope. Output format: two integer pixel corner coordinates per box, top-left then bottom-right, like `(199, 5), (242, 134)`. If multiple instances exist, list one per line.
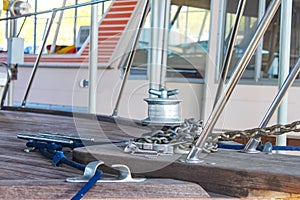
(30, 142), (102, 199)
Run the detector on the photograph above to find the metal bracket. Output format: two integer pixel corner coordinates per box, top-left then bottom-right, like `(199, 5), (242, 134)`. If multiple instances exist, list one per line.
(262, 142), (273, 154)
(66, 161), (146, 183)
(17, 133), (94, 149)
(241, 137), (260, 153)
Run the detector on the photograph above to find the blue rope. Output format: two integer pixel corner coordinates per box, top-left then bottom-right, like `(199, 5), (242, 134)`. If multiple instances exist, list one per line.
(272, 145), (300, 151)
(71, 170), (102, 200)
(34, 145), (102, 199)
(217, 142), (300, 151)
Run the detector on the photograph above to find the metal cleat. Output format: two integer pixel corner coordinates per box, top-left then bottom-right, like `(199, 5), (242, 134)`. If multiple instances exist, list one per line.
(66, 161), (146, 183)
(262, 142), (273, 154)
(124, 142), (158, 155)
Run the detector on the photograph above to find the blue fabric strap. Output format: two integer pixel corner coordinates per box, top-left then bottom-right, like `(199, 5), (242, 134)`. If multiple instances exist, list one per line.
(71, 170), (102, 200)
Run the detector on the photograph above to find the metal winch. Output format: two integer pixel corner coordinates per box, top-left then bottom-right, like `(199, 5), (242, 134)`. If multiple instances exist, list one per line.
(142, 88), (182, 126)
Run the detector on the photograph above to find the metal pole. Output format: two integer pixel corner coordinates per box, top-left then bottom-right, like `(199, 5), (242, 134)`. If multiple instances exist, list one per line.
(50, 0), (67, 54)
(243, 56), (300, 153)
(263, 57), (300, 128)
(149, 0), (161, 91)
(21, 10), (57, 107)
(254, 0), (266, 81)
(277, 0), (293, 146)
(159, 0), (170, 89)
(214, 0), (227, 81)
(7, 0), (18, 106)
(33, 0), (37, 54)
(112, 0), (149, 116)
(185, 0), (281, 163)
(88, 1), (98, 114)
(214, 0), (247, 107)
(73, 0), (78, 45)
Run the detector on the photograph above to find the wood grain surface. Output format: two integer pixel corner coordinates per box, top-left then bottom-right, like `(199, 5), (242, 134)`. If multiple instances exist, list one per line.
(0, 110), (209, 199)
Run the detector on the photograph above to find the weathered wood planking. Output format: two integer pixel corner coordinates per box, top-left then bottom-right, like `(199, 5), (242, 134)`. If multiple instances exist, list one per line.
(0, 179), (209, 199)
(73, 142), (300, 197)
(0, 110), (209, 199)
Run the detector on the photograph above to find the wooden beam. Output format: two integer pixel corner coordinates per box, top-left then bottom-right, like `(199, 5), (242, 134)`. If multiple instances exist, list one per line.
(74, 144), (300, 198)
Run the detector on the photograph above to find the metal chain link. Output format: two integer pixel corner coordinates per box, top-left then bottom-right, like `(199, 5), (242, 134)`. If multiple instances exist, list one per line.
(132, 119), (300, 155)
(217, 120), (300, 141)
(134, 118), (219, 153)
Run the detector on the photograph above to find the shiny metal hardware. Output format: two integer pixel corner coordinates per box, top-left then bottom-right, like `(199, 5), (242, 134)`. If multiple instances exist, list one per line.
(66, 161), (146, 183)
(262, 142), (273, 154)
(186, 0), (281, 162)
(124, 143), (158, 155)
(17, 133), (74, 145)
(10, 0), (31, 16)
(143, 88), (182, 126)
(242, 56), (300, 153)
(79, 79), (89, 88)
(127, 141), (187, 155)
(241, 137), (260, 153)
(182, 146), (204, 163)
(17, 133), (94, 144)
(37, 133), (94, 142)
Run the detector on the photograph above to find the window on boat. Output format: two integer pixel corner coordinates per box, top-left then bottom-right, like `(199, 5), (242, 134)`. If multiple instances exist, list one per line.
(221, 0), (299, 83)
(126, 4), (210, 83)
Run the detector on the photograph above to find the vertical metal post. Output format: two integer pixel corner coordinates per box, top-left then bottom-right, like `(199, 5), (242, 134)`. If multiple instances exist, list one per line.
(277, 0), (293, 146)
(149, 0), (170, 91)
(214, 0), (247, 107)
(159, 0), (170, 89)
(214, 0), (227, 81)
(149, 0), (162, 91)
(34, 0), (37, 54)
(255, 0), (266, 81)
(73, 0), (78, 45)
(21, 10), (57, 107)
(88, 2), (98, 114)
(7, 0), (19, 106)
(185, 0), (281, 163)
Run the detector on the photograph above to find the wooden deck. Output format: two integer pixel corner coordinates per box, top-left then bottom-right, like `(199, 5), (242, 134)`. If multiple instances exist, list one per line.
(0, 109), (209, 199)
(1, 108), (300, 198)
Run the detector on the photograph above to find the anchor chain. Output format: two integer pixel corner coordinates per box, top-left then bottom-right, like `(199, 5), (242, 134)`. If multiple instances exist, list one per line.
(216, 120), (300, 141)
(129, 119), (300, 156)
(130, 118), (218, 154)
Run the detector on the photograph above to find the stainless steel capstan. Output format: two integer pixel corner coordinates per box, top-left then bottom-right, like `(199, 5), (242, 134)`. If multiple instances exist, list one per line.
(143, 88), (182, 126)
